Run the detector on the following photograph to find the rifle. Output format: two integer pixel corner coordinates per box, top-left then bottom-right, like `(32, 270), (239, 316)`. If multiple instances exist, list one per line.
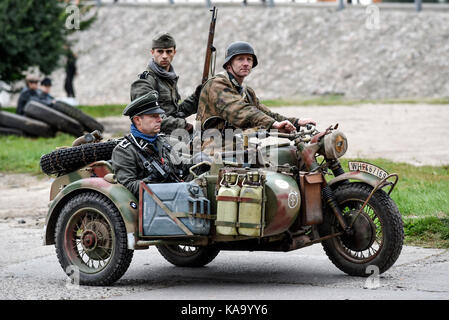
(201, 6), (218, 84)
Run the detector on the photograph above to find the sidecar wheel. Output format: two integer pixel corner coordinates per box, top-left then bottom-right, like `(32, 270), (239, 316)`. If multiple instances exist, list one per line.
(156, 244), (220, 267)
(55, 192), (133, 286)
(320, 183), (403, 276)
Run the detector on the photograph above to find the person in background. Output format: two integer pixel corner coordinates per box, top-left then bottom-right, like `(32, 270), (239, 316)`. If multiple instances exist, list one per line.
(16, 75), (39, 115)
(35, 77), (55, 106)
(64, 47), (77, 98)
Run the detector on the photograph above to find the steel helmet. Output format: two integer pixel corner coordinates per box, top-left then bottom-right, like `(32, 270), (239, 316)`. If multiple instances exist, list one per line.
(222, 41), (258, 69)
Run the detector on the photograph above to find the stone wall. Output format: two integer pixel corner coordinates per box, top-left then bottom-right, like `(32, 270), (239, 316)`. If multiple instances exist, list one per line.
(44, 5), (449, 104)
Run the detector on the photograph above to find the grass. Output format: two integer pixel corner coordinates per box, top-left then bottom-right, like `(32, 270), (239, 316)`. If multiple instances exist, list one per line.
(0, 133), (75, 174)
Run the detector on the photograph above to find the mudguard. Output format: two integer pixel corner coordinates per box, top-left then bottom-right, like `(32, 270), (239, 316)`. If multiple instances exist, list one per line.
(328, 171), (384, 189)
(43, 177), (139, 249)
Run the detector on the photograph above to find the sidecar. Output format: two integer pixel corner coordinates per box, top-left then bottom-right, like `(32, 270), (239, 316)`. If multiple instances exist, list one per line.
(43, 146), (310, 286)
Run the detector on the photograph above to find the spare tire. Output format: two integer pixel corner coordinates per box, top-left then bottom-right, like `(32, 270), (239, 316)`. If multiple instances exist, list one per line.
(0, 126), (25, 136)
(40, 139), (121, 176)
(24, 101), (84, 137)
(0, 110), (54, 137)
(53, 100), (104, 133)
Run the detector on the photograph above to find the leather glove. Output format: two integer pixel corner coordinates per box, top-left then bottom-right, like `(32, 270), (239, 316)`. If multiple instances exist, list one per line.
(185, 122), (194, 134)
(194, 84), (203, 98)
(294, 118), (317, 131)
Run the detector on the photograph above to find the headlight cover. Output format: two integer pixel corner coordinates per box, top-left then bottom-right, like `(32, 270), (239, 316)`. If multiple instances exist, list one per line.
(324, 130), (348, 159)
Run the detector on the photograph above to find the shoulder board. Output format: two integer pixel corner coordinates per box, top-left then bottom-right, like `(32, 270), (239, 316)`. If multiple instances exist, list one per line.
(139, 71), (149, 79)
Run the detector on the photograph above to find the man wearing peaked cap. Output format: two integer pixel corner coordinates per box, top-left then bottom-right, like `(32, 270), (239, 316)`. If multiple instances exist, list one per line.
(112, 91), (185, 197)
(130, 32), (202, 135)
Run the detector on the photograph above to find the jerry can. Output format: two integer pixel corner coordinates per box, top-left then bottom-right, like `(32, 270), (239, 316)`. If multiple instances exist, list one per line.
(238, 171), (263, 237)
(216, 172), (240, 235)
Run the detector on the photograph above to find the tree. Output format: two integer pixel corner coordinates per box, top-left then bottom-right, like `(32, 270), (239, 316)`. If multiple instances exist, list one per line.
(0, 0), (66, 83)
(0, 0), (97, 85)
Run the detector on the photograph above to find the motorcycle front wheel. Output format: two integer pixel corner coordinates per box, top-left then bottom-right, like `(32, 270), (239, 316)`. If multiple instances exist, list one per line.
(320, 182), (404, 276)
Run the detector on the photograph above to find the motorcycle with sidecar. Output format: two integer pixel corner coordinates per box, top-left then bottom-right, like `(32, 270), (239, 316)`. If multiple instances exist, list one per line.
(42, 124), (403, 286)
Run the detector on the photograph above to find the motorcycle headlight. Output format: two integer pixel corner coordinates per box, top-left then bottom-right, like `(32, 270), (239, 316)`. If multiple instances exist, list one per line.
(323, 130), (348, 159)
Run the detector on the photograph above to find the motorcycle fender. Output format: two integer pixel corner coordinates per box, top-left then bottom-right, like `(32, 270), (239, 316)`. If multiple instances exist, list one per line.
(43, 177), (139, 249)
(328, 171), (382, 189)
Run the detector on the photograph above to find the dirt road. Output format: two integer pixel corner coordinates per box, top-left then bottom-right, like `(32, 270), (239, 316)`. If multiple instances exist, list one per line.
(0, 103), (448, 300)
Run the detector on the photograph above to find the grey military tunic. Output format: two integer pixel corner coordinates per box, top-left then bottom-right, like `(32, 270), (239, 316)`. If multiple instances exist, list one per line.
(111, 134), (180, 197)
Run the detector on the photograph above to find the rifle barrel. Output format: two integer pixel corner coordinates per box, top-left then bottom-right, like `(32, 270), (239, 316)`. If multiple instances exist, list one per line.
(202, 7), (218, 84)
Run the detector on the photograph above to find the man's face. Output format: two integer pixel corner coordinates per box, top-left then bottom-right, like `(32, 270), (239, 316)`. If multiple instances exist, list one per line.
(151, 47), (176, 70)
(228, 54), (253, 79)
(40, 85), (51, 94)
(133, 114), (162, 135)
(28, 81), (38, 90)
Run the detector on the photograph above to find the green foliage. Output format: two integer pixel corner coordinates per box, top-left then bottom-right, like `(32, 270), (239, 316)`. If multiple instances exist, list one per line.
(404, 217), (449, 240)
(0, 0), (97, 84)
(0, 0), (66, 82)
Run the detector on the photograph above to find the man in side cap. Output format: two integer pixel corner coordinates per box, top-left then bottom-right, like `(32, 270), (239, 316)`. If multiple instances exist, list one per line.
(111, 91), (185, 197)
(130, 32), (201, 135)
(16, 75), (39, 115)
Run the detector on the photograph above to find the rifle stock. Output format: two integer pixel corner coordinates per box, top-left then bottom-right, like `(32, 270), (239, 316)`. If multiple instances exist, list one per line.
(202, 7), (218, 84)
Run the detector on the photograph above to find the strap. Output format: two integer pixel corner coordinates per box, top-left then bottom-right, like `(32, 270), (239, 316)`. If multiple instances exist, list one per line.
(215, 221), (264, 229)
(172, 213), (217, 220)
(216, 195), (262, 204)
(124, 135), (154, 175)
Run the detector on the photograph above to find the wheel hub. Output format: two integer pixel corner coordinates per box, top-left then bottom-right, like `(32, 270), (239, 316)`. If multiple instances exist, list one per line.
(81, 230), (98, 251)
(80, 221), (111, 260)
(341, 210), (377, 251)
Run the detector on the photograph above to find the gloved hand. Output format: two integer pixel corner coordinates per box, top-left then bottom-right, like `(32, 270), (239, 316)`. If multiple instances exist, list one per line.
(194, 84), (203, 98)
(185, 122), (194, 134)
(294, 118), (317, 131)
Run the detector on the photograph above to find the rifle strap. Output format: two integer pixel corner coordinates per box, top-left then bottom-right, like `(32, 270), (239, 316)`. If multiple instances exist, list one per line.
(124, 134), (159, 175)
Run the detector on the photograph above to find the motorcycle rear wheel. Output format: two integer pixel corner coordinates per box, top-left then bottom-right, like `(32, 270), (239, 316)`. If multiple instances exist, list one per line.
(320, 182), (403, 276)
(156, 244), (220, 267)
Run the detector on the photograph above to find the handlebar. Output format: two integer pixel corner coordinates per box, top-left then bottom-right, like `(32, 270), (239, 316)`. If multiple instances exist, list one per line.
(239, 124), (339, 145)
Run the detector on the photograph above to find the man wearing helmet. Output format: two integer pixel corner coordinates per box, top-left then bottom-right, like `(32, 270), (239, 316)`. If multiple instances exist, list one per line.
(196, 41), (316, 133)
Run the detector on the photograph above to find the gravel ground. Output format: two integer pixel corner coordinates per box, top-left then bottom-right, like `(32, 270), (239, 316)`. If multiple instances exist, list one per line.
(0, 103), (447, 299)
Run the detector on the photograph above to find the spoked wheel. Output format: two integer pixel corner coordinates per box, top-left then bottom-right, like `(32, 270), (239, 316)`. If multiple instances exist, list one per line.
(55, 192), (133, 286)
(156, 244), (220, 267)
(320, 183), (403, 276)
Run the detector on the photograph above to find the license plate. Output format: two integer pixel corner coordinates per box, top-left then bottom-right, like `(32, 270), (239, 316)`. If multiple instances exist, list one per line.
(348, 161), (389, 180)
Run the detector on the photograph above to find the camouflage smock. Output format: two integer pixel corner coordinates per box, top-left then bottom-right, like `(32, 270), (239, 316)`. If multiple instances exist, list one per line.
(196, 71), (298, 130)
(130, 69), (198, 134)
(111, 134), (180, 197)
